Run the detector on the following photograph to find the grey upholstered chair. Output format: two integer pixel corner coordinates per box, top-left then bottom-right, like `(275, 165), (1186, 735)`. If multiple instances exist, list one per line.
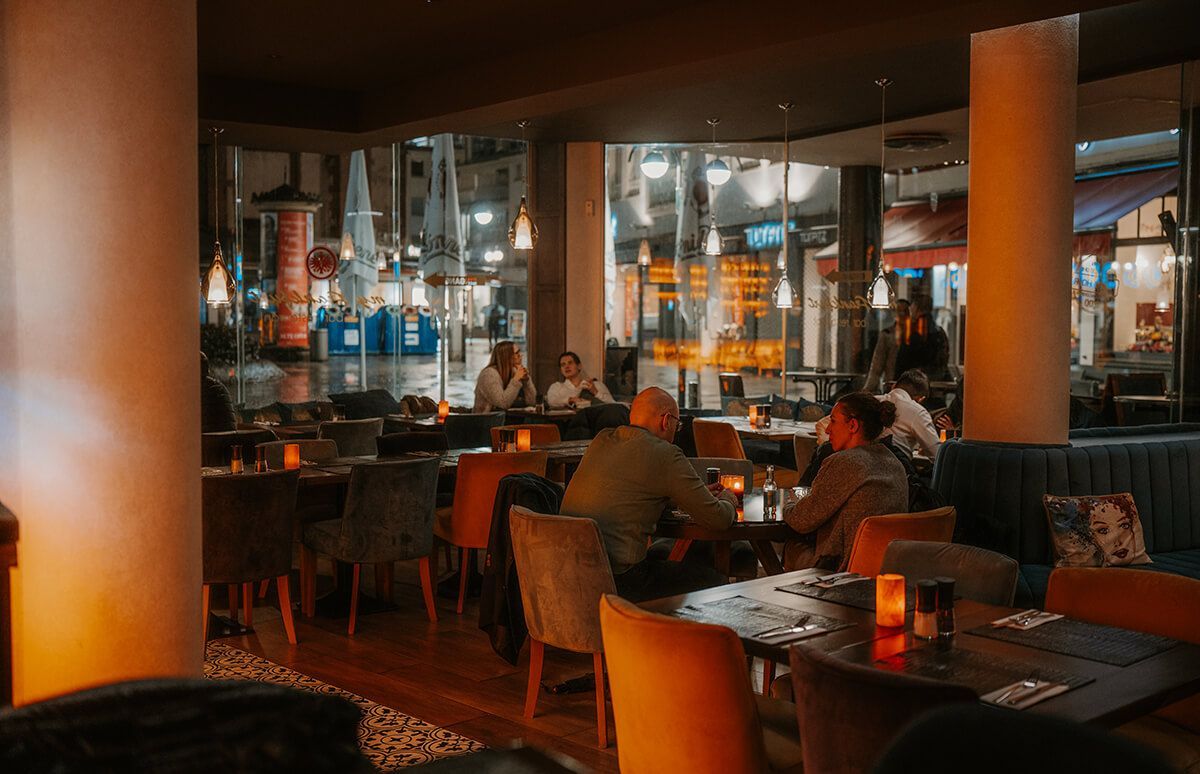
(509, 507), (616, 748)
(789, 644), (976, 774)
(316, 418), (384, 456)
(256, 439), (339, 469)
(201, 470), (300, 644)
(201, 428), (277, 467)
(444, 412), (506, 449)
(687, 457), (754, 492)
(880, 540), (1020, 606)
(299, 458), (440, 634)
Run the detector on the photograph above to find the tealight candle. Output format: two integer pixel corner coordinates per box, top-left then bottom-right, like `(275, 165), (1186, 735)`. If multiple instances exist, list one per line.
(437, 400), (450, 424)
(283, 443), (301, 470)
(876, 573), (907, 628)
(516, 428), (531, 451)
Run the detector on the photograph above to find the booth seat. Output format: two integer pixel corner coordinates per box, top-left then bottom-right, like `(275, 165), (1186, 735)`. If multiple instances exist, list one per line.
(932, 424), (1200, 606)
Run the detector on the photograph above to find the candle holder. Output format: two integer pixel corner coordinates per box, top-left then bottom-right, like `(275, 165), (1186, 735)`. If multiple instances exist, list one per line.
(719, 474), (745, 504)
(516, 428), (532, 451)
(283, 443), (301, 470)
(876, 573), (907, 628)
(437, 400), (450, 424)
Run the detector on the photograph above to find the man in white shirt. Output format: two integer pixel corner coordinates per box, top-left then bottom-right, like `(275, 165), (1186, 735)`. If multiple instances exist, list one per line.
(879, 369), (940, 459)
(546, 351), (614, 409)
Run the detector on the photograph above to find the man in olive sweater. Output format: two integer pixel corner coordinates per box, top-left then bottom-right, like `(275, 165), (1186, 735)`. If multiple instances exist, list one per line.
(561, 387), (737, 601)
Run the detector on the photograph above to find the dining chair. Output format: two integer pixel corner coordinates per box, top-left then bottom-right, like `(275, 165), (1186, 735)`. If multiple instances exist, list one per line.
(444, 412), (506, 449)
(693, 419), (747, 460)
(509, 507), (615, 748)
(599, 594), (803, 773)
(201, 428), (277, 467)
(299, 458), (441, 634)
(490, 423), (561, 449)
(434, 451), (548, 613)
(792, 434), (818, 473)
(376, 431), (448, 456)
(719, 372), (746, 398)
(1046, 567), (1200, 766)
(880, 540), (1019, 605)
(845, 506), (957, 577)
(789, 644), (975, 774)
(316, 418), (384, 456)
(201, 470), (300, 644)
(1103, 372), (1168, 426)
(256, 439), (339, 469)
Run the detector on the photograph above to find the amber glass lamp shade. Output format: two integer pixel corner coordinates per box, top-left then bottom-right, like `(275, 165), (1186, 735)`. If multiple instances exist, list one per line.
(283, 443), (301, 471)
(201, 243), (236, 305)
(509, 196), (538, 250)
(876, 573), (907, 627)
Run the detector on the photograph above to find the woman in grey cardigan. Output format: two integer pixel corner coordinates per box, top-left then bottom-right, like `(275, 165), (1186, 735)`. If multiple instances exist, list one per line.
(473, 340), (536, 412)
(782, 392), (909, 571)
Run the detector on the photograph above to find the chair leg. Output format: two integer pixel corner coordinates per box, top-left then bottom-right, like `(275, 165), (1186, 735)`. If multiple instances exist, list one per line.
(258, 579), (270, 599)
(202, 585), (211, 642)
(594, 652), (608, 748)
(456, 548), (469, 615)
(418, 556), (438, 623)
(348, 563), (361, 636)
(299, 544), (316, 618)
(276, 574), (298, 645)
(375, 561), (394, 603)
(524, 638), (545, 718)
(762, 660), (776, 696)
(668, 539), (692, 562)
(242, 582), (254, 628)
(227, 584), (238, 621)
(443, 543), (453, 572)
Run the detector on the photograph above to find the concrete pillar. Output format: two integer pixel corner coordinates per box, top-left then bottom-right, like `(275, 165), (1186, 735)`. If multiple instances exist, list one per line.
(836, 166), (882, 373)
(565, 143), (606, 381)
(964, 16), (1078, 444)
(0, 1), (201, 703)
(527, 142), (567, 396)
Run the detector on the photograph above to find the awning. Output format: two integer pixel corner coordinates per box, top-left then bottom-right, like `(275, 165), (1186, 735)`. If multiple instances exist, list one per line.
(814, 167), (1176, 275)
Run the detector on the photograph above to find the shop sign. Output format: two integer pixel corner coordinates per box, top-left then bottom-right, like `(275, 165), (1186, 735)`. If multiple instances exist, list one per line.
(743, 221), (836, 250)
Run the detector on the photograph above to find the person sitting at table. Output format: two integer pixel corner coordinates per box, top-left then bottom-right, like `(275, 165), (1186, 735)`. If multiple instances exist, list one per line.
(879, 369), (940, 459)
(200, 351), (236, 433)
(560, 387), (738, 602)
(473, 340), (536, 412)
(546, 351), (613, 409)
(783, 392), (908, 571)
(864, 298), (910, 392)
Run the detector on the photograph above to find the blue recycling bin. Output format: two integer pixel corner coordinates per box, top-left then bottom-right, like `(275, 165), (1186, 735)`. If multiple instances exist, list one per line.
(400, 309), (438, 355)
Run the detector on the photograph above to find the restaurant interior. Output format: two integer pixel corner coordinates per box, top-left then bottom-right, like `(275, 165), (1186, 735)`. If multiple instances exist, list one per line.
(3, 0), (1200, 771)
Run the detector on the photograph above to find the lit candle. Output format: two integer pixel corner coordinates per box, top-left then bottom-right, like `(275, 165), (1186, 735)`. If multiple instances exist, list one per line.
(876, 573), (907, 628)
(516, 428), (531, 451)
(437, 400), (450, 423)
(748, 405), (758, 427)
(283, 443), (301, 470)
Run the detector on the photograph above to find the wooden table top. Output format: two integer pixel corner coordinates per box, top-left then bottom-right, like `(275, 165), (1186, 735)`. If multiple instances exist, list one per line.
(699, 415), (817, 442)
(641, 569), (1200, 727)
(653, 491), (795, 543)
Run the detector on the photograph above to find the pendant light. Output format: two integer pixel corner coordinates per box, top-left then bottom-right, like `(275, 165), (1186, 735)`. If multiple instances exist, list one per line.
(773, 103), (797, 309)
(509, 120), (538, 250)
(637, 238), (652, 266)
(640, 149), (669, 179)
(868, 78), (895, 310)
(703, 219), (722, 256)
(704, 118), (731, 186)
(201, 127), (236, 305)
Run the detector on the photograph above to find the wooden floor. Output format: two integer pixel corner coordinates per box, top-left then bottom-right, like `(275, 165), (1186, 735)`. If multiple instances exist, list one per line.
(219, 561), (620, 772)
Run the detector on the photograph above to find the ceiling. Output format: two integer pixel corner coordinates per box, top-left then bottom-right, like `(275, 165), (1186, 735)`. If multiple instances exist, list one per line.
(198, 0), (1200, 153)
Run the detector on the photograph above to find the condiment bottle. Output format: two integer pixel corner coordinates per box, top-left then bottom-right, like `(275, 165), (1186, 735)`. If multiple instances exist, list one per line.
(229, 445), (244, 474)
(914, 580), (938, 640)
(762, 465), (778, 521)
(935, 576), (956, 638)
(255, 445), (268, 473)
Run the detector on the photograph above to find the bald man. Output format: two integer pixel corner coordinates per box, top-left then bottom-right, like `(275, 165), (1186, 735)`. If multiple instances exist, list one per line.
(561, 387), (736, 601)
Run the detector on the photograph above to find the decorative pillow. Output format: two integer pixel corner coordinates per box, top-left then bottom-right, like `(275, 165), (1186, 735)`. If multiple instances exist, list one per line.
(1043, 493), (1152, 568)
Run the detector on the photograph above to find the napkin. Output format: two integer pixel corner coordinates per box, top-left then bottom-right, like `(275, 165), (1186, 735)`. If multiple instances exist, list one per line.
(982, 679), (1070, 710)
(991, 609), (1064, 630)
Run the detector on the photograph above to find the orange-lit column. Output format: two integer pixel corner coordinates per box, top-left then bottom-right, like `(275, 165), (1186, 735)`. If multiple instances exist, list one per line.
(964, 16), (1078, 445)
(0, 1), (201, 703)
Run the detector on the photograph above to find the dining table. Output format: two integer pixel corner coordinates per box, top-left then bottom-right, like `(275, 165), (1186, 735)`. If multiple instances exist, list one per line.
(701, 415), (818, 443)
(641, 569), (1200, 727)
(653, 491), (793, 576)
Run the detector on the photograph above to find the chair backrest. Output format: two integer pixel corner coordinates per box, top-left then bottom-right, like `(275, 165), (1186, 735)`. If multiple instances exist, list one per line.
(317, 418), (384, 456)
(201, 428), (277, 467)
(1103, 372), (1167, 425)
(256, 439), (339, 469)
(509, 507), (615, 653)
(687, 457), (753, 492)
(444, 412), (506, 449)
(333, 458), (441, 563)
(793, 434), (819, 474)
(845, 506), (957, 577)
(880, 540), (1019, 606)
(201, 470), (299, 584)
(692, 419), (746, 460)
(719, 372), (745, 398)
(789, 644), (976, 774)
(599, 595), (770, 774)
(376, 431), (448, 456)
(490, 423), (561, 449)
(445, 451), (548, 549)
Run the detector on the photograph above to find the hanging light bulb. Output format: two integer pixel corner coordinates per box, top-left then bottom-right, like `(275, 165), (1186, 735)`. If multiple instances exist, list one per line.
(637, 238), (652, 266)
(704, 118), (732, 185)
(340, 231), (356, 261)
(703, 222), (722, 256)
(773, 275), (796, 308)
(773, 103), (797, 310)
(640, 150), (669, 179)
(868, 78), (895, 310)
(509, 121), (538, 250)
(201, 127), (236, 305)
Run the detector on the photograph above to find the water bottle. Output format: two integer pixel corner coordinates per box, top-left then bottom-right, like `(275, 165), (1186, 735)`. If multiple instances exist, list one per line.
(763, 465), (778, 521)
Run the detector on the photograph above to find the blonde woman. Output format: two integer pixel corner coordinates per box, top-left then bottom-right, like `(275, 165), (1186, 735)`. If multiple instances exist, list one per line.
(473, 340), (536, 412)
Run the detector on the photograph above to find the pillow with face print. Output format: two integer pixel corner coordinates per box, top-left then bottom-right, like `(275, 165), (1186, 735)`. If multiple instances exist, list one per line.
(1043, 493), (1152, 568)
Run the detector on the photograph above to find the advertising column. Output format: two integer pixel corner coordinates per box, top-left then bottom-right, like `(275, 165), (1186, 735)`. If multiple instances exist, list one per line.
(253, 187), (321, 350)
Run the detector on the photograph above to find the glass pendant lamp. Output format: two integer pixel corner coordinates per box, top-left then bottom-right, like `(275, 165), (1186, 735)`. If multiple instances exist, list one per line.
(509, 121), (539, 250)
(640, 150), (669, 179)
(637, 238), (652, 266)
(704, 118), (732, 185)
(868, 78), (895, 310)
(201, 127), (236, 305)
(773, 103), (797, 309)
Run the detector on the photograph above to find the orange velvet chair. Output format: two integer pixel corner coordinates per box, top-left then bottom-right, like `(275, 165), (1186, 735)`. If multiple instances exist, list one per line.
(1046, 567), (1200, 766)
(599, 594), (803, 773)
(693, 419), (747, 460)
(434, 450), (548, 613)
(845, 506), (956, 577)
(489, 423), (561, 449)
